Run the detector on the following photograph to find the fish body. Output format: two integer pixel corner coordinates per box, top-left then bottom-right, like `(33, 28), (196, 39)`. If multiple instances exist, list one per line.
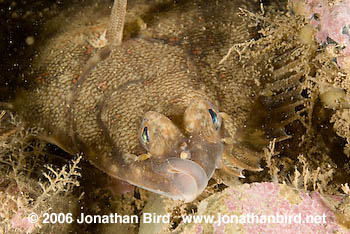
(14, 0), (261, 202)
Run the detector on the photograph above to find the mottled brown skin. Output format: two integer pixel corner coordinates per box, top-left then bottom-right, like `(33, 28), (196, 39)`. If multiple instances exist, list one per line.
(14, 0), (262, 201)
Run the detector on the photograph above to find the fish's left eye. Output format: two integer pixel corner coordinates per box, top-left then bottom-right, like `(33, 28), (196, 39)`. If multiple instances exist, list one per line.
(208, 108), (221, 130)
(141, 126), (149, 144)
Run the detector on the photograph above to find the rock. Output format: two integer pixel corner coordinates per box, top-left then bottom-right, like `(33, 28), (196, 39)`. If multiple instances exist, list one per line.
(178, 182), (350, 234)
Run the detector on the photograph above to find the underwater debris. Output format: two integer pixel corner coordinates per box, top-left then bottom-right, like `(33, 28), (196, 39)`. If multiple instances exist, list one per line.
(285, 0), (350, 161)
(227, 0), (350, 196)
(319, 87), (350, 109)
(0, 113), (81, 233)
(289, 0), (350, 70)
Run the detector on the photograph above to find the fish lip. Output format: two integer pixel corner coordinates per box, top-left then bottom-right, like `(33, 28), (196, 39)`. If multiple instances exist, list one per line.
(161, 157), (209, 202)
(168, 139), (223, 202)
(149, 136), (224, 202)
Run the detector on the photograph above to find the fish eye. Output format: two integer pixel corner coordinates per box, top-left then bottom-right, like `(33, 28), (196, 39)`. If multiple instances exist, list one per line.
(208, 108), (221, 130)
(141, 126), (149, 144)
(139, 111), (185, 156)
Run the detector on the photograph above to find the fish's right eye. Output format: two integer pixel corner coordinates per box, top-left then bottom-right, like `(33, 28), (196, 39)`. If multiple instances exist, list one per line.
(208, 108), (221, 131)
(141, 126), (149, 144)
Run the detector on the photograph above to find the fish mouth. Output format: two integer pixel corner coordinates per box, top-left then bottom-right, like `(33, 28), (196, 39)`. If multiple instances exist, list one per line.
(154, 157), (208, 202)
(151, 136), (224, 202)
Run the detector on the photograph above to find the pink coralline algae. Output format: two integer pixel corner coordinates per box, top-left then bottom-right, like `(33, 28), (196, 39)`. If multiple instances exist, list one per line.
(289, 0), (350, 68)
(10, 212), (35, 233)
(181, 182), (350, 234)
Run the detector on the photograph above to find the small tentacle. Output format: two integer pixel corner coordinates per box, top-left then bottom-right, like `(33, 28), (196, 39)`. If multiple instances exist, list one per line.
(220, 111), (263, 174)
(107, 0), (128, 47)
(222, 150), (263, 172)
(220, 162), (245, 178)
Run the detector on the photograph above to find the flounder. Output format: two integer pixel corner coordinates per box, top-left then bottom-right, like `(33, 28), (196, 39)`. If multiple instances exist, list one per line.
(10, 0), (263, 202)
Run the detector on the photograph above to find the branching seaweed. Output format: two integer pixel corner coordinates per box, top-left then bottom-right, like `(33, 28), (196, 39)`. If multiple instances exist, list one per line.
(0, 111), (82, 233)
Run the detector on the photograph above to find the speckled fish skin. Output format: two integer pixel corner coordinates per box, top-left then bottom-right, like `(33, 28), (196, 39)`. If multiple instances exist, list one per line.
(15, 0), (260, 201)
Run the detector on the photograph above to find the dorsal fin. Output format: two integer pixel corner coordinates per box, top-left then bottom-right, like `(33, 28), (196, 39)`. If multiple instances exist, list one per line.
(106, 0), (127, 47)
